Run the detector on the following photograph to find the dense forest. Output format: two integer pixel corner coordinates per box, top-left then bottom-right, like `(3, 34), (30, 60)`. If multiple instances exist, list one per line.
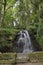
(0, 0), (43, 52)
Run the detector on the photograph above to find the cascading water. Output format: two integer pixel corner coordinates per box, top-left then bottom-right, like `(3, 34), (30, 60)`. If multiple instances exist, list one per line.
(17, 30), (33, 53)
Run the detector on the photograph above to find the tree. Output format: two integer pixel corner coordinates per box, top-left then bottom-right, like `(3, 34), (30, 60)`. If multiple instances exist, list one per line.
(0, 0), (2, 27)
(0, 0), (43, 52)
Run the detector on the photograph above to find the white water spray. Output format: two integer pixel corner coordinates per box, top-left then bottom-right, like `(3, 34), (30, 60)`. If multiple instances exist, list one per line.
(18, 30), (33, 53)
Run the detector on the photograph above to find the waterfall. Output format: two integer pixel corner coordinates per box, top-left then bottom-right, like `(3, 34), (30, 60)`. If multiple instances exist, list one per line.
(17, 30), (33, 53)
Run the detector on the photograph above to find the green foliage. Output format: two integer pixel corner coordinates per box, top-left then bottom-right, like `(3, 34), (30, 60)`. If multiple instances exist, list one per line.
(0, 0), (43, 51)
(0, 28), (20, 52)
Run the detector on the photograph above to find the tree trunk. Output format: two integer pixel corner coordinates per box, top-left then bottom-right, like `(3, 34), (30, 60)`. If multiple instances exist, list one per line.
(0, 0), (2, 27)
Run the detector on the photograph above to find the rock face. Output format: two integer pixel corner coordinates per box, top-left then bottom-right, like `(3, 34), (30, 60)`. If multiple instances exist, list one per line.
(13, 30), (42, 53)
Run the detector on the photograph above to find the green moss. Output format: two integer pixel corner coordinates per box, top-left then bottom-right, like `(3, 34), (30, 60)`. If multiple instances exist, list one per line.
(0, 53), (17, 63)
(0, 52), (43, 63)
(27, 51), (43, 62)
